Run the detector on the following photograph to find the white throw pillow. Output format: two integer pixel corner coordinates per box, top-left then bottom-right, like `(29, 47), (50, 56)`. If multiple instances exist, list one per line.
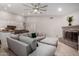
(40, 37), (58, 46)
(19, 36), (37, 51)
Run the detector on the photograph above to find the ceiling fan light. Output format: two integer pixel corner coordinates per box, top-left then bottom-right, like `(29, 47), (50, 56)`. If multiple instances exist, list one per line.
(58, 8), (62, 12)
(7, 4), (12, 7)
(34, 9), (38, 12)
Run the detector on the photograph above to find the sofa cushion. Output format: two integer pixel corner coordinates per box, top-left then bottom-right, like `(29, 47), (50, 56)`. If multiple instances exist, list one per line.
(40, 37), (58, 46)
(34, 35), (46, 41)
(19, 36), (37, 51)
(20, 33), (29, 36)
(10, 34), (20, 40)
(29, 42), (56, 56)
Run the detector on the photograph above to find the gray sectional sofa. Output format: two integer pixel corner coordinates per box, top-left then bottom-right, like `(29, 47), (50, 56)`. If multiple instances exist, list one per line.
(7, 34), (58, 56)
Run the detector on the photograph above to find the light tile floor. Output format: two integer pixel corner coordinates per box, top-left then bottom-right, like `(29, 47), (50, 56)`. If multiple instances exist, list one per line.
(0, 45), (15, 56)
(55, 42), (79, 56)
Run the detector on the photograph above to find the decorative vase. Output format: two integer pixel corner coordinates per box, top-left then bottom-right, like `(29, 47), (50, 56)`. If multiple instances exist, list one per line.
(69, 22), (72, 26)
(67, 16), (73, 26)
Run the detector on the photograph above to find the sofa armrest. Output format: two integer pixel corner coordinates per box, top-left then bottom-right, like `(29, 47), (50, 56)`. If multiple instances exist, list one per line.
(7, 37), (32, 56)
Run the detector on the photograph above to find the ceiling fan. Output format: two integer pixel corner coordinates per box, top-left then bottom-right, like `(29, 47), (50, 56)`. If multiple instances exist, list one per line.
(23, 3), (48, 14)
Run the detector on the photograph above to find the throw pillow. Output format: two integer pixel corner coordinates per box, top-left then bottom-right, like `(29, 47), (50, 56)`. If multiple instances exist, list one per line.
(31, 33), (37, 38)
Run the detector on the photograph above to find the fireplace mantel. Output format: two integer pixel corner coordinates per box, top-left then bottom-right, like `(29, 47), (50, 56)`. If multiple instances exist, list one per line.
(62, 25), (79, 31)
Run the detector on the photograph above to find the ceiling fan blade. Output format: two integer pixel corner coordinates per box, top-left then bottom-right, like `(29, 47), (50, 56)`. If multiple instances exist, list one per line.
(23, 4), (32, 8)
(24, 9), (31, 10)
(31, 3), (35, 6)
(40, 5), (48, 8)
(40, 9), (47, 11)
(31, 3), (37, 7)
(31, 3), (40, 8)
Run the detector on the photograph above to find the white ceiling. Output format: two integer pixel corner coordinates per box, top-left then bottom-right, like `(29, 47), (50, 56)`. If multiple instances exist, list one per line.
(0, 3), (79, 16)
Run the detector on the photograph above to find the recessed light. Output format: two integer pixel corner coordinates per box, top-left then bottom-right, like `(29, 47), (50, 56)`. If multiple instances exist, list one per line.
(7, 4), (12, 7)
(58, 8), (62, 12)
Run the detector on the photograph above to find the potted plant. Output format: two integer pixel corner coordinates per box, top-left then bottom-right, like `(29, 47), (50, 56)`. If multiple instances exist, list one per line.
(67, 16), (73, 26)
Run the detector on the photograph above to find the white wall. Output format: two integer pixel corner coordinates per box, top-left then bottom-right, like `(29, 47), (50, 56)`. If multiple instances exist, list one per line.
(25, 17), (38, 32)
(25, 11), (79, 37)
(0, 11), (25, 29)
